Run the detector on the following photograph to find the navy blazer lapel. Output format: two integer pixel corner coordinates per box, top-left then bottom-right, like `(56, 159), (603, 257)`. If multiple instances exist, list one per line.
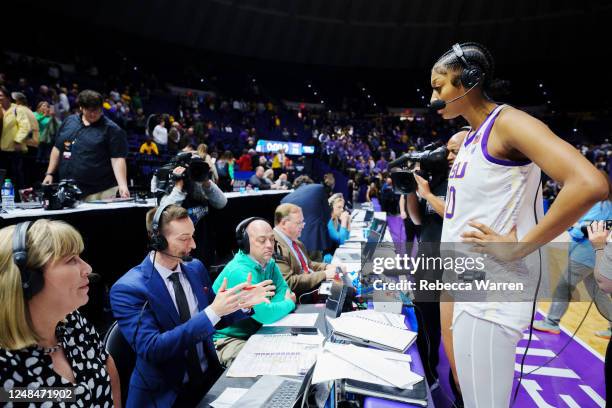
(144, 258), (180, 326)
(183, 264), (208, 312)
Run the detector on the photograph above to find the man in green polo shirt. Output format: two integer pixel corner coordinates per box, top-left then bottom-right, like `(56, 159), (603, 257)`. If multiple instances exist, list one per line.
(213, 218), (296, 366)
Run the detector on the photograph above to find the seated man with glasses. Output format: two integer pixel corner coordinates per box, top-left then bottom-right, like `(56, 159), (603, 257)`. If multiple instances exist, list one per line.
(42, 89), (130, 201)
(273, 203), (342, 298)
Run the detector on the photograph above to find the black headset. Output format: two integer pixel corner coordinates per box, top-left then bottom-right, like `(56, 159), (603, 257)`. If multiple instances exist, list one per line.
(235, 217), (267, 253)
(149, 202), (173, 252)
(452, 43), (484, 89)
(13, 221), (44, 300)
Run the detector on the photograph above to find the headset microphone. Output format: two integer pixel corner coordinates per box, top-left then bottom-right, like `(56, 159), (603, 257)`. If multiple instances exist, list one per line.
(88, 272), (101, 283)
(428, 82), (480, 112)
(160, 252), (193, 262)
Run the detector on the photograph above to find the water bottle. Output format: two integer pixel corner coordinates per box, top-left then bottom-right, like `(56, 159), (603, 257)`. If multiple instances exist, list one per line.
(2, 179), (15, 211)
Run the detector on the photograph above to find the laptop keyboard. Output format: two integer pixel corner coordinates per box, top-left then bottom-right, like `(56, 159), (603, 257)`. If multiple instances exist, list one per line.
(265, 380), (301, 408)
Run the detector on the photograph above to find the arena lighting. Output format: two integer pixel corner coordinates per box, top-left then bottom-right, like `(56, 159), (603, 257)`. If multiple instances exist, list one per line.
(133, 66), (138, 71)
(314, 92), (318, 95)
(200, 78), (204, 83)
(573, 128), (578, 132)
(307, 84), (312, 88)
(362, 87), (366, 91)
(547, 100), (551, 104)
(320, 100), (324, 104)
(367, 95), (371, 98)
(539, 83), (544, 87)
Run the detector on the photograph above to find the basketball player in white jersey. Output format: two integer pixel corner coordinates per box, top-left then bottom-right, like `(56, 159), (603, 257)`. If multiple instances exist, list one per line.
(430, 42), (607, 407)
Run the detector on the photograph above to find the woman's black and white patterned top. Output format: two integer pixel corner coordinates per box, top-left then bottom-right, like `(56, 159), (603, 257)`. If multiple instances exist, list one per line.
(0, 310), (113, 408)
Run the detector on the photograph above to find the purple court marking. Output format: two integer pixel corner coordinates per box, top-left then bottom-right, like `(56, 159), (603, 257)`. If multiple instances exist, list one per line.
(513, 311), (605, 407)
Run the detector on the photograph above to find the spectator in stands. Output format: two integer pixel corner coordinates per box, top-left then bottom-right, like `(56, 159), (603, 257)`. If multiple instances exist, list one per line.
(12, 92), (39, 149)
(366, 180), (380, 202)
(152, 117), (168, 150)
(247, 166), (271, 190)
(281, 175), (331, 260)
(167, 121), (181, 153)
(35, 102), (60, 163)
(139, 137), (159, 156)
(213, 218), (294, 366)
(273, 173), (292, 190)
(271, 148), (286, 178)
(273, 203), (340, 296)
(236, 148), (253, 171)
(327, 193), (350, 246)
(0, 219), (120, 407)
(110, 205), (273, 407)
(0, 86), (31, 190)
(216, 150), (235, 192)
(43, 90), (130, 201)
(197, 143), (218, 183)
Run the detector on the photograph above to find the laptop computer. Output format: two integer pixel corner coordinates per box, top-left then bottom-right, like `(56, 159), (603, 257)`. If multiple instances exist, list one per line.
(231, 364), (315, 408)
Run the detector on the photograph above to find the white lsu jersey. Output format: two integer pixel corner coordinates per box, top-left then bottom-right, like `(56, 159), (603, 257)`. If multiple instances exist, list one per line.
(441, 104), (544, 332)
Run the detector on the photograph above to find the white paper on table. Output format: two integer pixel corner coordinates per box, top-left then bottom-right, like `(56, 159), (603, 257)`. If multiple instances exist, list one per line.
(210, 387), (249, 408)
(226, 334), (323, 378)
(373, 212), (387, 221)
(263, 313), (318, 327)
(340, 242), (362, 249)
(328, 343), (420, 388)
(312, 343), (421, 389)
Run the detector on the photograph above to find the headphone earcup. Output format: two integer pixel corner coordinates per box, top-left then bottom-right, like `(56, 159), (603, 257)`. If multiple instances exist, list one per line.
(21, 268), (44, 300)
(150, 233), (168, 251)
(461, 66), (483, 89)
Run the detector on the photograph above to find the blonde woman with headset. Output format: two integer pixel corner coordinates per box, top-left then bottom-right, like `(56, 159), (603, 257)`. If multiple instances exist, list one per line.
(0, 219), (121, 407)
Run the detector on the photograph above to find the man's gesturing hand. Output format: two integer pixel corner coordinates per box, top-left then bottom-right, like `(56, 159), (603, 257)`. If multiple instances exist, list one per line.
(238, 272), (276, 308)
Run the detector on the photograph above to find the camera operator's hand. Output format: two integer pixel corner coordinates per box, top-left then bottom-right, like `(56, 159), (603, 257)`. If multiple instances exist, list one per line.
(43, 174), (53, 185)
(588, 221), (612, 250)
(173, 166), (186, 191)
(413, 173), (432, 199)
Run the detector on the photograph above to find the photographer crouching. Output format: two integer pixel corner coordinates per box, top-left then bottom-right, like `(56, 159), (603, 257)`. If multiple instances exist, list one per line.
(154, 152), (227, 268)
(390, 129), (468, 404)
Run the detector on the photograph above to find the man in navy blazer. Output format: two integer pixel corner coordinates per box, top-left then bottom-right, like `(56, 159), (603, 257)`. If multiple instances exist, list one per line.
(280, 176), (331, 257)
(110, 204), (274, 407)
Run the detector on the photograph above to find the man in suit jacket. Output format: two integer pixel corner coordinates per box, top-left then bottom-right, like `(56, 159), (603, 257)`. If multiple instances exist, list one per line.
(273, 203), (341, 296)
(280, 176), (331, 257)
(110, 205), (273, 408)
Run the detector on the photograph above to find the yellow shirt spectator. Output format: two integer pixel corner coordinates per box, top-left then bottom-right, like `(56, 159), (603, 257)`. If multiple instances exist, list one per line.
(1, 103), (31, 152)
(139, 141), (159, 155)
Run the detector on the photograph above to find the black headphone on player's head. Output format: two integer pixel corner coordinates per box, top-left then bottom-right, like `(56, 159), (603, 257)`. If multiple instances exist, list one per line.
(452, 43), (484, 89)
(13, 221), (45, 300)
(149, 202), (174, 252)
(235, 217), (268, 254)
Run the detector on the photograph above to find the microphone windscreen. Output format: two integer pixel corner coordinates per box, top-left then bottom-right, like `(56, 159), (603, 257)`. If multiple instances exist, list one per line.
(88, 272), (101, 283)
(429, 99), (446, 111)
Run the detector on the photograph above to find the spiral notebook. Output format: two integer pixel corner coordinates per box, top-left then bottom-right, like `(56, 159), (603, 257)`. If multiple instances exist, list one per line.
(326, 315), (417, 353)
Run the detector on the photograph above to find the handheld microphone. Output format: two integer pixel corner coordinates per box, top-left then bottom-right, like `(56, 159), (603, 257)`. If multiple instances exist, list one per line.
(88, 272), (101, 283)
(160, 252), (193, 262)
(429, 82), (480, 111)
